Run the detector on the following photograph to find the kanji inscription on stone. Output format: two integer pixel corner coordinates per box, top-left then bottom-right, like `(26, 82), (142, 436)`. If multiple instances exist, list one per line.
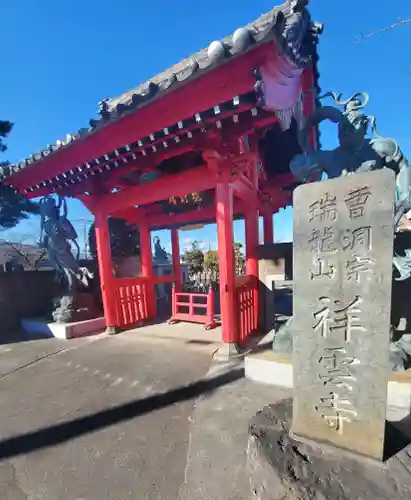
(292, 170), (395, 460)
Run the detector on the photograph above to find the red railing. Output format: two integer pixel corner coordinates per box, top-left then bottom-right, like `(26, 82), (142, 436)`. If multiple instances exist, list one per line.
(235, 275), (258, 342)
(168, 287), (217, 329)
(113, 277), (150, 328)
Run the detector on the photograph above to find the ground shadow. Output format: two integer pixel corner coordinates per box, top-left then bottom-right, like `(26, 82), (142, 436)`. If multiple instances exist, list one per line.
(0, 366), (244, 461)
(0, 330), (51, 346)
(185, 339), (215, 345)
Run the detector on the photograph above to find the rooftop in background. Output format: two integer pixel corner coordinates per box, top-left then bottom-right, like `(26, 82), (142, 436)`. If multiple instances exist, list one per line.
(0, 241), (51, 271)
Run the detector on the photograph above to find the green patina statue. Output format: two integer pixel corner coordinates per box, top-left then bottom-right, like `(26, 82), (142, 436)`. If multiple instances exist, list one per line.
(39, 195), (94, 323)
(274, 91), (411, 371)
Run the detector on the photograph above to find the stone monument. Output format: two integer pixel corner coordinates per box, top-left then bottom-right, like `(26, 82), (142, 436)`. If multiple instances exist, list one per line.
(247, 91), (411, 498)
(292, 169), (395, 460)
(248, 170), (411, 500)
(273, 90), (411, 371)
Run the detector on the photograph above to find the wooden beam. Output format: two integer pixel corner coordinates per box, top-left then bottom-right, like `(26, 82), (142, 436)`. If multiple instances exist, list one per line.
(148, 206), (216, 230)
(100, 166), (215, 215)
(146, 197), (248, 230)
(232, 175), (255, 201)
(77, 194), (96, 214)
(11, 44), (275, 191)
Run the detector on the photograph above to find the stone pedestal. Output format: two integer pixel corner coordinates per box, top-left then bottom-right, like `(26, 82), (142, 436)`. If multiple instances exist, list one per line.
(248, 399), (411, 500)
(52, 292), (100, 323)
(22, 316), (106, 340)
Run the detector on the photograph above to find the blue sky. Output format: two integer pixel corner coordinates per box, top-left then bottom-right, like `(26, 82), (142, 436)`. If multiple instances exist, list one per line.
(2, 0), (411, 253)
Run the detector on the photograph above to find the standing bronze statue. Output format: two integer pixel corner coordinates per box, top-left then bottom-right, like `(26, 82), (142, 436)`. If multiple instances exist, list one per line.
(39, 195), (94, 323)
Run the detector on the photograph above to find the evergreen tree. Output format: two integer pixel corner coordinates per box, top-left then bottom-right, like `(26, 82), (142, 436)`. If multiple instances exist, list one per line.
(0, 120), (40, 230)
(88, 217), (140, 259)
(183, 240), (204, 276)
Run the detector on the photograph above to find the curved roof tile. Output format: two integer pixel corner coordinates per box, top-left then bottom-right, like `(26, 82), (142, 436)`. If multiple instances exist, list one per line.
(1, 1), (322, 182)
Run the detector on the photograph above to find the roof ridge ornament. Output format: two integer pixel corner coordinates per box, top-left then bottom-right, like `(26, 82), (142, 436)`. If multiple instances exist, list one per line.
(98, 98), (110, 120)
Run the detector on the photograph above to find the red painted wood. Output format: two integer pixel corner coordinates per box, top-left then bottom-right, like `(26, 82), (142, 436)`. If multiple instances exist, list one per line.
(244, 198), (259, 336)
(100, 166), (215, 215)
(232, 176), (255, 201)
(168, 289), (216, 329)
(77, 194), (96, 214)
(139, 223), (156, 318)
(235, 275), (258, 343)
(263, 212), (274, 244)
(301, 65), (318, 150)
(147, 200), (250, 230)
(171, 228), (182, 292)
(94, 211), (117, 329)
(149, 206), (216, 230)
(10, 44), (274, 190)
(245, 205), (259, 278)
(113, 278), (149, 327)
(215, 180), (237, 343)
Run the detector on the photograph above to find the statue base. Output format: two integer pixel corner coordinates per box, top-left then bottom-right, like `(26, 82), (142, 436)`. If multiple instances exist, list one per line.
(51, 292), (100, 324)
(21, 316), (106, 340)
(248, 400), (411, 500)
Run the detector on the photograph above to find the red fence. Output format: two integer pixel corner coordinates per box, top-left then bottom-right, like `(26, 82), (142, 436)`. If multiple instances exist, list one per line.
(168, 287), (217, 329)
(235, 275), (258, 343)
(113, 277), (150, 328)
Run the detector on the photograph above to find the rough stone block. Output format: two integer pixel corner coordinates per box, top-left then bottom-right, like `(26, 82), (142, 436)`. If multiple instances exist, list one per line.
(248, 400), (411, 500)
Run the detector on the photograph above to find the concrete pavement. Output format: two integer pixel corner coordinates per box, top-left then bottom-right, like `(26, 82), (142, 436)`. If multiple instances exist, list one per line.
(0, 331), (288, 499)
(0, 332), (214, 499)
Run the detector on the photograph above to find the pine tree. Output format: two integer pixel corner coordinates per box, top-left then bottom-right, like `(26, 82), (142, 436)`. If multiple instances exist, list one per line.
(0, 120), (40, 230)
(88, 218), (140, 259)
(183, 240), (204, 277)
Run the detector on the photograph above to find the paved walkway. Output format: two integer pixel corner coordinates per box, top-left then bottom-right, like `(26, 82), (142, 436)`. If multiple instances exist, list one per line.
(0, 330), (287, 499)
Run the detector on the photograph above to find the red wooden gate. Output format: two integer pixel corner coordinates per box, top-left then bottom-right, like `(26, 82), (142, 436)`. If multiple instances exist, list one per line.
(235, 275), (258, 343)
(168, 287), (217, 329)
(113, 277), (150, 328)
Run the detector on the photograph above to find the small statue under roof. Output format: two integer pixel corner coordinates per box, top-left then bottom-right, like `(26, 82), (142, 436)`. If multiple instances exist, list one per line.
(152, 236), (169, 263)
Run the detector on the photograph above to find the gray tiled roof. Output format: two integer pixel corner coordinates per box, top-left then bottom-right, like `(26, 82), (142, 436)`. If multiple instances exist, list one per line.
(1, 1), (322, 182)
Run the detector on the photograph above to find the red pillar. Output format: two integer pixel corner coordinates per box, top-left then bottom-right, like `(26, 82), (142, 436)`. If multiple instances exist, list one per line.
(171, 228), (182, 291)
(216, 180), (237, 343)
(94, 211), (118, 334)
(263, 212), (274, 244)
(139, 223), (156, 318)
(245, 203), (259, 277)
(245, 203), (260, 334)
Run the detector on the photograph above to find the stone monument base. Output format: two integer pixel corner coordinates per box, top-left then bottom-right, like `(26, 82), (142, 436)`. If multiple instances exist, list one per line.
(21, 316), (106, 340)
(248, 399), (411, 500)
(245, 351), (411, 427)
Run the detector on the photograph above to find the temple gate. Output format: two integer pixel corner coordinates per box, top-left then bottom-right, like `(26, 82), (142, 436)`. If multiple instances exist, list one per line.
(0, 1), (322, 348)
